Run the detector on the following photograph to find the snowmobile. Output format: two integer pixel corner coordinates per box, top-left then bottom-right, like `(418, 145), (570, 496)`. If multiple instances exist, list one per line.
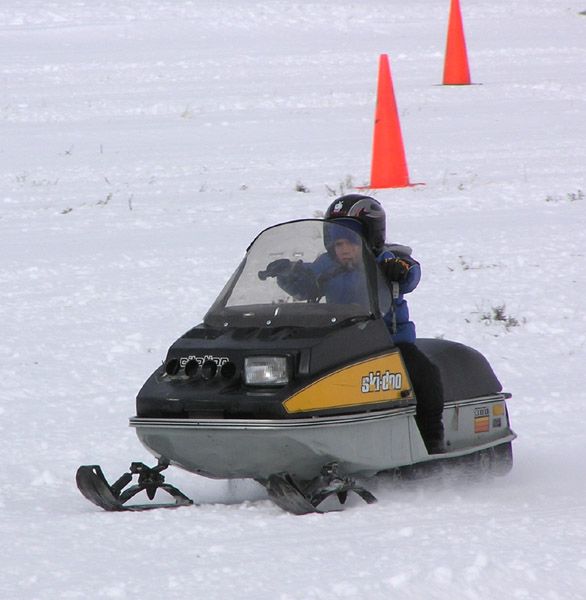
(77, 219), (515, 515)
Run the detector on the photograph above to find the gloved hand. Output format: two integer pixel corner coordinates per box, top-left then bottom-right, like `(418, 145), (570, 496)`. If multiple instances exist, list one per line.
(258, 259), (292, 280)
(380, 257), (411, 282)
(259, 259), (320, 301)
(283, 262), (320, 301)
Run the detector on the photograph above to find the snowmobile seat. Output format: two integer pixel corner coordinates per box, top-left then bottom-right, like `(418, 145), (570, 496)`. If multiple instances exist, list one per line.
(414, 338), (502, 403)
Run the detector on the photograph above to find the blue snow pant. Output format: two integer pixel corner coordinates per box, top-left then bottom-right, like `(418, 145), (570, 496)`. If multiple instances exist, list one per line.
(397, 342), (445, 451)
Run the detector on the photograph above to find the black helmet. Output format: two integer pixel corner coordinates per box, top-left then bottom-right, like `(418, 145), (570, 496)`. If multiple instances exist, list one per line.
(325, 194), (386, 254)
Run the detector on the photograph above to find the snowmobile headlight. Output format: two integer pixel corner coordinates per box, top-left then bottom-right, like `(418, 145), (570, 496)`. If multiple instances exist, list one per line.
(244, 356), (288, 386)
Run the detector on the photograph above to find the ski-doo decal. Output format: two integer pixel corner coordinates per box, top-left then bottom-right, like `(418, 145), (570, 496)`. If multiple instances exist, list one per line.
(361, 371), (402, 393)
(283, 352), (413, 414)
(179, 355), (229, 368)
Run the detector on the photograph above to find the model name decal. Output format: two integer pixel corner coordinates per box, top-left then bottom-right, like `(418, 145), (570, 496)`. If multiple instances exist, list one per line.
(361, 371), (403, 393)
(179, 355), (229, 368)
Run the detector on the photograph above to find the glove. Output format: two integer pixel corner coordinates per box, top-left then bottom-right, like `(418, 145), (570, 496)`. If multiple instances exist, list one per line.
(282, 262), (320, 300)
(258, 259), (292, 280)
(380, 257), (411, 282)
(260, 259), (320, 301)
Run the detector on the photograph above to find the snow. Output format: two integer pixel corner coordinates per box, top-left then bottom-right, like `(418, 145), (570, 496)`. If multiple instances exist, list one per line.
(1, 0), (585, 597)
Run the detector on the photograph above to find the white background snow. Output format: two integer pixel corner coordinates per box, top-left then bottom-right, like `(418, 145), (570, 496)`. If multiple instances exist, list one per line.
(1, 1), (585, 598)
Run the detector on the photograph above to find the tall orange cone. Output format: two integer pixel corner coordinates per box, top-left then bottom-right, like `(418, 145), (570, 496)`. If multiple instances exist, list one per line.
(368, 54), (412, 189)
(443, 0), (471, 85)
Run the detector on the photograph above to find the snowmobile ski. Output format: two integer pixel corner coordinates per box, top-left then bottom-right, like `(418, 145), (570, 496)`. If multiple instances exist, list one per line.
(264, 473), (324, 515)
(264, 463), (377, 515)
(76, 460), (193, 512)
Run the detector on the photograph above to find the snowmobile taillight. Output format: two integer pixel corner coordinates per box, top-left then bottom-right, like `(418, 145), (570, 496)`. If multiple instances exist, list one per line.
(244, 356), (288, 386)
(201, 360), (218, 381)
(164, 358), (180, 376)
(184, 359), (199, 379)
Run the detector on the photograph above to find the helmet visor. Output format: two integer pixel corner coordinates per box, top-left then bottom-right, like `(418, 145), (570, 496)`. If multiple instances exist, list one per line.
(324, 219), (364, 250)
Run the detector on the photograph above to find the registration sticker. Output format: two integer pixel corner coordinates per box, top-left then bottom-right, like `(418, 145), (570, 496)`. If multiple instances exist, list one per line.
(474, 416), (490, 433)
(474, 407), (490, 433)
(493, 404), (505, 417)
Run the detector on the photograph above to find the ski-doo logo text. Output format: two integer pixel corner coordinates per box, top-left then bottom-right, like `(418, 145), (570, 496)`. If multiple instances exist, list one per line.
(361, 371), (402, 393)
(179, 355), (229, 368)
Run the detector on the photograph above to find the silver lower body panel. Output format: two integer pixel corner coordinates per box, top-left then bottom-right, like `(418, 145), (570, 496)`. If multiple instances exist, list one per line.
(129, 393), (515, 481)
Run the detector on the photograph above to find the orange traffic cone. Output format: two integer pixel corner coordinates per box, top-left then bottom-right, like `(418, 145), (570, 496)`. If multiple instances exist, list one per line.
(367, 54), (412, 189)
(443, 0), (471, 85)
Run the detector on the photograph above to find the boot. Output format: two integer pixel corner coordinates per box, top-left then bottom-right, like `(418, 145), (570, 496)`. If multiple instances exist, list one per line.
(425, 434), (446, 455)
(416, 416), (446, 454)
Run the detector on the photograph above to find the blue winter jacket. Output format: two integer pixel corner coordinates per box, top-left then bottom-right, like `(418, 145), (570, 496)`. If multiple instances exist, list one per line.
(277, 248), (420, 344)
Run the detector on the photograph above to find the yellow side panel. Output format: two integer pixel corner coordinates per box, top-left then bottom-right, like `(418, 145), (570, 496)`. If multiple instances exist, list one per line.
(283, 352), (413, 414)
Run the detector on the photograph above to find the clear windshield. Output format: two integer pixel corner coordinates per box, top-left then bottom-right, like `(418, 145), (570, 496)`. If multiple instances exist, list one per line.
(204, 219), (389, 329)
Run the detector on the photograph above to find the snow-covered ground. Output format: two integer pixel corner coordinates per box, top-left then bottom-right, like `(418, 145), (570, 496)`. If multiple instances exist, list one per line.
(1, 1), (585, 598)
